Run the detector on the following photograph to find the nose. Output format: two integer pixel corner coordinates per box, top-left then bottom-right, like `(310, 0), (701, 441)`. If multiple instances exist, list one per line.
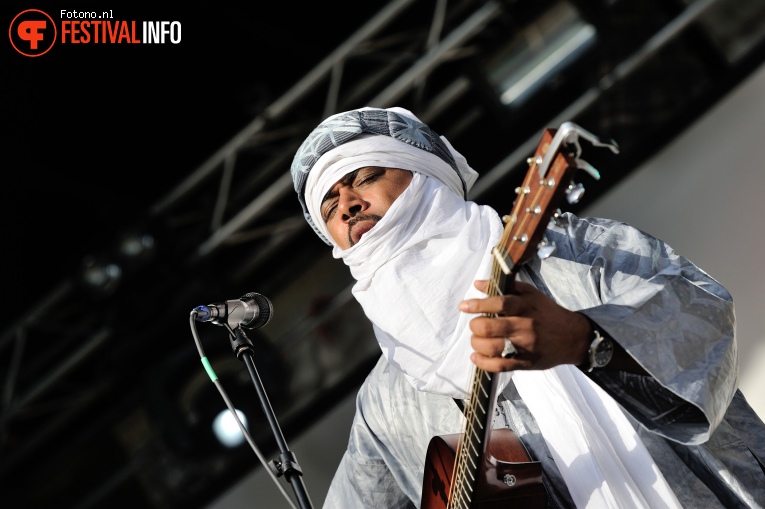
(336, 187), (366, 221)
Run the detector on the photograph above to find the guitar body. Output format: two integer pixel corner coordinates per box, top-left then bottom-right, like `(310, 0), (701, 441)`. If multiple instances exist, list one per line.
(420, 429), (546, 508)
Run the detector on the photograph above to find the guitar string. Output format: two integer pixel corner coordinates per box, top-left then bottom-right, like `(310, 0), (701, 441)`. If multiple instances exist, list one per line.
(447, 164), (536, 508)
(446, 152), (553, 507)
(449, 239), (505, 508)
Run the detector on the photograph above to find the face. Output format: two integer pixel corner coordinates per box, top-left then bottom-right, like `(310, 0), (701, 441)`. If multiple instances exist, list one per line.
(320, 167), (413, 250)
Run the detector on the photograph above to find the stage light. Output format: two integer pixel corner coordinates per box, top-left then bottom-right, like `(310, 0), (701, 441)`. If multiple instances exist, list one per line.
(115, 229), (157, 270)
(483, 0), (596, 108)
(79, 255), (122, 295)
(212, 409), (248, 448)
(118, 232), (155, 258)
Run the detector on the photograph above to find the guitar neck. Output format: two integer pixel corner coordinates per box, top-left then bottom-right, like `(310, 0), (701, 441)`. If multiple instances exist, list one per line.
(445, 124), (617, 508)
(449, 265), (511, 507)
(449, 127), (574, 507)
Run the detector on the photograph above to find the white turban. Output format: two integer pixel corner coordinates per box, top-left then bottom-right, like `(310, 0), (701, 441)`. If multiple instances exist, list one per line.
(291, 106), (478, 244)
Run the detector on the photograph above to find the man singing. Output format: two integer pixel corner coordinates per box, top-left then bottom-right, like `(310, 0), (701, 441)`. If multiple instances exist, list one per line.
(290, 106), (765, 508)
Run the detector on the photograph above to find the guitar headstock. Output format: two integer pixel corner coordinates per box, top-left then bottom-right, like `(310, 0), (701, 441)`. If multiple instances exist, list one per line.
(491, 122), (619, 278)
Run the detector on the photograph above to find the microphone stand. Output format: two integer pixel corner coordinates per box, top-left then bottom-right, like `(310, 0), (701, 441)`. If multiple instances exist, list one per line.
(227, 325), (314, 509)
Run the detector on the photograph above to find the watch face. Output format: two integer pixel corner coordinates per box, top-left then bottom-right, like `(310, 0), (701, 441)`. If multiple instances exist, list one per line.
(594, 338), (614, 367)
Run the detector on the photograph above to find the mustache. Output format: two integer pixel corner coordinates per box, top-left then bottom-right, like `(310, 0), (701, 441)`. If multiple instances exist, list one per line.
(348, 214), (383, 247)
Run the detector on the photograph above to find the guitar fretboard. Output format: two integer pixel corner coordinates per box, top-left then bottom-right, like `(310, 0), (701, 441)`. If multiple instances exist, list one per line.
(447, 150), (551, 508)
(448, 255), (509, 508)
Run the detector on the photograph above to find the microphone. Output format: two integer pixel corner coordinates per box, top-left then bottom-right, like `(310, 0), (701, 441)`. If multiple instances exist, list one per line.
(194, 292), (274, 329)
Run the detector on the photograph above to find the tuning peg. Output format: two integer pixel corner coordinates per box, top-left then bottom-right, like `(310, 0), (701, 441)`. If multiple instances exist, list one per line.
(537, 238), (556, 260)
(526, 156), (543, 167)
(565, 182), (585, 204)
(551, 209), (569, 228)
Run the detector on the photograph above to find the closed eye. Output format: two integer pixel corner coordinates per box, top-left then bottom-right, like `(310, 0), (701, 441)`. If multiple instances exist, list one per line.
(355, 168), (385, 186)
(322, 199), (338, 222)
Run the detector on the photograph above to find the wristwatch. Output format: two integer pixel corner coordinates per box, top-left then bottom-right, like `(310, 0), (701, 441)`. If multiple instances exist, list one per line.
(585, 328), (614, 372)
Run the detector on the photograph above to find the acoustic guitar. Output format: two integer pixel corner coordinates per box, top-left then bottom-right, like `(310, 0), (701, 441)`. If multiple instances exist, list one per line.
(420, 123), (619, 509)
